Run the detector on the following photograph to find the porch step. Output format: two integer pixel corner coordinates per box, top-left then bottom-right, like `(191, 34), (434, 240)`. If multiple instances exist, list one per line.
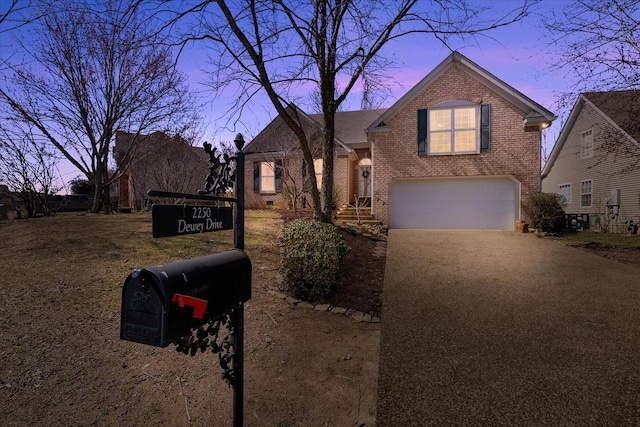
(335, 205), (380, 224)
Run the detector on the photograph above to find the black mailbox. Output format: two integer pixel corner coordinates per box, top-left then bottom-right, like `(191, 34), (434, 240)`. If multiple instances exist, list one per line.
(120, 249), (251, 347)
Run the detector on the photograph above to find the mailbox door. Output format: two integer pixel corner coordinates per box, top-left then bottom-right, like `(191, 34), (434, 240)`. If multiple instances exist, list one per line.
(121, 270), (168, 347)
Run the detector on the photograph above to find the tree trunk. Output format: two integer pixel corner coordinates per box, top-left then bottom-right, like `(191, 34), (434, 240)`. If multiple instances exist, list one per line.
(90, 182), (101, 213)
(297, 137), (323, 221)
(320, 113), (335, 223)
(101, 183), (112, 213)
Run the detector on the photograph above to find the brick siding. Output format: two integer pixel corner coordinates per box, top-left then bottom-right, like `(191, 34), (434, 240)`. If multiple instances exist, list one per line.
(370, 66), (541, 222)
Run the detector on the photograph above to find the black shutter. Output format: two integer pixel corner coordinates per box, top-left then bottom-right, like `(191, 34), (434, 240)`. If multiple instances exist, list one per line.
(417, 109), (428, 155)
(481, 104), (491, 152)
(253, 161), (260, 193)
(275, 160), (283, 193)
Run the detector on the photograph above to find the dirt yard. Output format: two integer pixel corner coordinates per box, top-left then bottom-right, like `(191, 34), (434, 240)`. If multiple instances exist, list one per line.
(3, 210), (635, 427)
(0, 211), (383, 426)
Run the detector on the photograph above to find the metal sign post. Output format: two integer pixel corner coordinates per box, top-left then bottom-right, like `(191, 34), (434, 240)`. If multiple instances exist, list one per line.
(232, 138), (245, 427)
(122, 134), (248, 427)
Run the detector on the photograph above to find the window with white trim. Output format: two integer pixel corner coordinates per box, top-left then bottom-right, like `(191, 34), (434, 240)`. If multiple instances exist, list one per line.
(558, 183), (571, 204)
(581, 129), (593, 159)
(428, 106), (479, 154)
(580, 179), (592, 207)
(418, 102), (490, 156)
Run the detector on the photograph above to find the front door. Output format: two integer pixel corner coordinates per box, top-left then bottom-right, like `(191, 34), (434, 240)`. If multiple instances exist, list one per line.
(358, 165), (371, 197)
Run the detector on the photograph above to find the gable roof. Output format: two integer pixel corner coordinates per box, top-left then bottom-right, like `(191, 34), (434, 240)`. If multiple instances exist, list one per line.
(243, 104), (322, 155)
(541, 90), (640, 178)
(245, 105), (386, 155)
(310, 109), (386, 149)
(367, 51), (556, 132)
(582, 90), (640, 143)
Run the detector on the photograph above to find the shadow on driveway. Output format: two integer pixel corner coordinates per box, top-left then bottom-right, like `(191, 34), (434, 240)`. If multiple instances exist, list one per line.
(377, 230), (640, 426)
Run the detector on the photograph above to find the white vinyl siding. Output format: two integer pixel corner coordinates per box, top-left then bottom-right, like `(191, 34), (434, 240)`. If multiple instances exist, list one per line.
(542, 101), (640, 226)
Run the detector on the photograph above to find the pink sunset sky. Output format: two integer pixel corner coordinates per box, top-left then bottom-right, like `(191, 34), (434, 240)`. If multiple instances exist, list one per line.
(180, 0), (575, 158)
(1, 0), (582, 188)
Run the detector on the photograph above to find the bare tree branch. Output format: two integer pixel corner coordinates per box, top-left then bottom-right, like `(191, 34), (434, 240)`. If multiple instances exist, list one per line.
(158, 0), (533, 221)
(544, 1), (640, 174)
(0, 0), (199, 212)
(544, 0), (640, 93)
(0, 116), (62, 217)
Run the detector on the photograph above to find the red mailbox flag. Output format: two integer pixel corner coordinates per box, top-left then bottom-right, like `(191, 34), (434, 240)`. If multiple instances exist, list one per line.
(172, 294), (208, 319)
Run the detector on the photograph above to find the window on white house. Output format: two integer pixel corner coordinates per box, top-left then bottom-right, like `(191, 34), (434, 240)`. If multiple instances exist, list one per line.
(580, 179), (592, 207)
(313, 158), (323, 190)
(428, 106), (479, 154)
(581, 129), (593, 159)
(558, 183), (571, 204)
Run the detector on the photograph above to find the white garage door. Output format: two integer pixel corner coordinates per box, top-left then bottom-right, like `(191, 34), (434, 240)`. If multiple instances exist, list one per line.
(389, 177), (519, 230)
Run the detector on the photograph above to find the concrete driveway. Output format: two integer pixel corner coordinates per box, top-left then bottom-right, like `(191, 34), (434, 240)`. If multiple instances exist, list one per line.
(377, 230), (640, 426)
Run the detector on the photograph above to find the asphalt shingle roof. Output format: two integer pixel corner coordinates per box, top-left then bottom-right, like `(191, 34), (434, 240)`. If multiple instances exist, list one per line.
(583, 90), (640, 143)
(310, 109), (386, 146)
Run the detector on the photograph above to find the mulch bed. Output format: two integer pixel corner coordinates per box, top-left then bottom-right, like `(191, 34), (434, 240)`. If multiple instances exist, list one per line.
(278, 210), (385, 317)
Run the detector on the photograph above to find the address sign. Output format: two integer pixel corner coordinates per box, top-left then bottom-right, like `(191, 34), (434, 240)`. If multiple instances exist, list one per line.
(152, 204), (233, 238)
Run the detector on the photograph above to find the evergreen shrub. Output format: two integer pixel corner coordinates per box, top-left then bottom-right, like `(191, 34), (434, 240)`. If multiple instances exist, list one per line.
(522, 192), (566, 233)
(280, 219), (350, 301)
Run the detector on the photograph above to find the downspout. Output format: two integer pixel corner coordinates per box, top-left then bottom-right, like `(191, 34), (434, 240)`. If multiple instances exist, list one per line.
(539, 129), (543, 191)
(370, 140), (375, 216)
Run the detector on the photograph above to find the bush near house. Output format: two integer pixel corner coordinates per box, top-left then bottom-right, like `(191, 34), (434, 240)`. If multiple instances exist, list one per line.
(280, 219), (350, 301)
(523, 192), (566, 233)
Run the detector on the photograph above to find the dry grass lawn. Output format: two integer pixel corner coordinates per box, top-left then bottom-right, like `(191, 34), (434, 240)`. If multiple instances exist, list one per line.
(0, 211), (380, 426)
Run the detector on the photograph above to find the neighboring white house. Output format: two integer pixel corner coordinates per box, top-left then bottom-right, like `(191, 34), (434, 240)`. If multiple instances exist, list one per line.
(542, 90), (640, 233)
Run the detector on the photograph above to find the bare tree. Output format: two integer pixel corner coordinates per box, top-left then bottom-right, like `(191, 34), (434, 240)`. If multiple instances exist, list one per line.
(0, 1), (21, 32)
(0, 121), (61, 217)
(545, 0), (640, 94)
(0, 0), (197, 213)
(0, 0), (44, 35)
(1, 1), (48, 74)
(593, 116), (640, 174)
(161, 0), (532, 222)
(544, 0), (640, 173)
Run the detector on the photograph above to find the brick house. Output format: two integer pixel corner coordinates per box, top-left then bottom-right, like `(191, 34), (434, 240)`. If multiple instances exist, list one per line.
(541, 90), (640, 232)
(243, 104), (384, 211)
(244, 52), (556, 229)
(114, 131), (210, 210)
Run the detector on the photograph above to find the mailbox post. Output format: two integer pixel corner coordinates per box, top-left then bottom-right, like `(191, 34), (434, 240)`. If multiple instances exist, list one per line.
(121, 134), (249, 426)
(234, 134), (245, 251)
(232, 134), (245, 427)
